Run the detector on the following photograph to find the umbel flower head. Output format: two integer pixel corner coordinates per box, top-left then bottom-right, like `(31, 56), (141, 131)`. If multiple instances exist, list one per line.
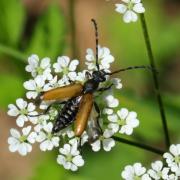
(115, 0), (145, 23)
(8, 126), (37, 156)
(163, 144), (180, 176)
(7, 46), (140, 171)
(7, 98), (38, 127)
(121, 144), (180, 179)
(121, 163), (150, 180)
(57, 143), (84, 171)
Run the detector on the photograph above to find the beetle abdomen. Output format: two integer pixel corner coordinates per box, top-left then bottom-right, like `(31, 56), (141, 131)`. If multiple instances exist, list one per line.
(52, 96), (82, 134)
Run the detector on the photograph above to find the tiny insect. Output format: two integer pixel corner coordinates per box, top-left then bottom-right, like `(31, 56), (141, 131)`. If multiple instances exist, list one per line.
(35, 19), (153, 143)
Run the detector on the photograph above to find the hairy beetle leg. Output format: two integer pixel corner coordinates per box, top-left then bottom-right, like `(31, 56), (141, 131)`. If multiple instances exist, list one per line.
(27, 101), (66, 117)
(94, 102), (103, 134)
(98, 84), (113, 92)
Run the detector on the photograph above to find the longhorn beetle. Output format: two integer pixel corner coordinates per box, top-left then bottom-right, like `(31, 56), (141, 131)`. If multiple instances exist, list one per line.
(35, 19), (154, 143)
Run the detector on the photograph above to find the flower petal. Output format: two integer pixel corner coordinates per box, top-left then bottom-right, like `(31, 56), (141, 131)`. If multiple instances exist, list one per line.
(18, 143), (29, 156)
(123, 10), (138, 23)
(16, 115), (27, 127)
(24, 80), (36, 91)
(40, 57), (50, 68)
(10, 129), (21, 138)
(133, 3), (145, 13)
(91, 140), (101, 152)
(103, 138), (115, 151)
(115, 4), (127, 14)
(72, 155), (84, 167)
(16, 98), (27, 109)
(22, 126), (31, 136)
(7, 104), (19, 116)
(69, 60), (79, 71)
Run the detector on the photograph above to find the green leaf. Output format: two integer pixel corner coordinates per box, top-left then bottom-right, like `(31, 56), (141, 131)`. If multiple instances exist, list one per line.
(0, 0), (25, 46)
(0, 44), (27, 63)
(0, 73), (24, 108)
(26, 3), (66, 60)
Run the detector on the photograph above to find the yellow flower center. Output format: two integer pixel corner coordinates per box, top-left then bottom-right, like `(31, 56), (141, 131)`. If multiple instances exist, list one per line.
(19, 135), (27, 142)
(175, 156), (180, 163)
(63, 67), (69, 75)
(47, 133), (52, 140)
(20, 108), (28, 115)
(36, 67), (44, 75)
(66, 154), (72, 162)
(134, 176), (141, 180)
(118, 119), (126, 126)
(128, 1), (134, 10)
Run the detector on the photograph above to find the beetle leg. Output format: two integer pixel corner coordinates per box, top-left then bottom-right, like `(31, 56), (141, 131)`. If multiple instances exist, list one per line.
(85, 71), (92, 79)
(44, 101), (66, 113)
(28, 101), (66, 117)
(98, 84), (113, 92)
(78, 137), (82, 153)
(94, 102), (103, 134)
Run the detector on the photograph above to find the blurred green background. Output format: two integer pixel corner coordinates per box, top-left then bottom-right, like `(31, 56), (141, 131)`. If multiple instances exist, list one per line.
(0, 0), (180, 180)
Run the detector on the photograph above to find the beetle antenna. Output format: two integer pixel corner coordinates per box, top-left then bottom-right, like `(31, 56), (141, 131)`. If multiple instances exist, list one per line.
(106, 65), (158, 75)
(91, 19), (100, 71)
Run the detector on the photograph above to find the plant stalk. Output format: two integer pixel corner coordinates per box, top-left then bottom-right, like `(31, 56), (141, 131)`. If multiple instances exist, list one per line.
(113, 136), (165, 155)
(69, 0), (78, 59)
(0, 44), (27, 63)
(140, 14), (170, 149)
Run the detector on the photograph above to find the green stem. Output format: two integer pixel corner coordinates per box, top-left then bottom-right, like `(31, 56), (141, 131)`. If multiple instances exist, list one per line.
(0, 44), (27, 63)
(113, 136), (165, 155)
(69, 0), (78, 58)
(140, 14), (170, 149)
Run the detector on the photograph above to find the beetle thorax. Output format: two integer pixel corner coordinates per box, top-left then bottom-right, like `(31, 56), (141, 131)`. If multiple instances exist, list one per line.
(83, 70), (107, 94)
(83, 79), (99, 94)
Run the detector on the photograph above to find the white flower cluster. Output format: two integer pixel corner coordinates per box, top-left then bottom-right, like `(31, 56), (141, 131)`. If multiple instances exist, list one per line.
(121, 144), (180, 180)
(115, 0), (145, 23)
(7, 46), (140, 171)
(90, 95), (140, 152)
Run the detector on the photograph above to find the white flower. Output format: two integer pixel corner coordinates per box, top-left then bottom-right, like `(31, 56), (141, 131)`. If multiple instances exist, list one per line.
(115, 0), (145, 23)
(105, 94), (119, 108)
(85, 46), (114, 71)
(43, 76), (65, 91)
(24, 75), (46, 99)
(8, 126), (37, 156)
(36, 122), (60, 151)
(167, 174), (178, 180)
(90, 129), (115, 152)
(108, 108), (139, 135)
(163, 144), (180, 176)
(57, 143), (84, 171)
(48, 107), (59, 121)
(33, 115), (49, 132)
(68, 131), (89, 146)
(111, 78), (123, 89)
(53, 56), (79, 82)
(148, 161), (169, 179)
(103, 94), (119, 115)
(61, 129), (88, 147)
(121, 163), (147, 180)
(75, 70), (88, 84)
(25, 54), (52, 80)
(7, 98), (38, 127)
(142, 174), (152, 180)
(39, 101), (49, 110)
